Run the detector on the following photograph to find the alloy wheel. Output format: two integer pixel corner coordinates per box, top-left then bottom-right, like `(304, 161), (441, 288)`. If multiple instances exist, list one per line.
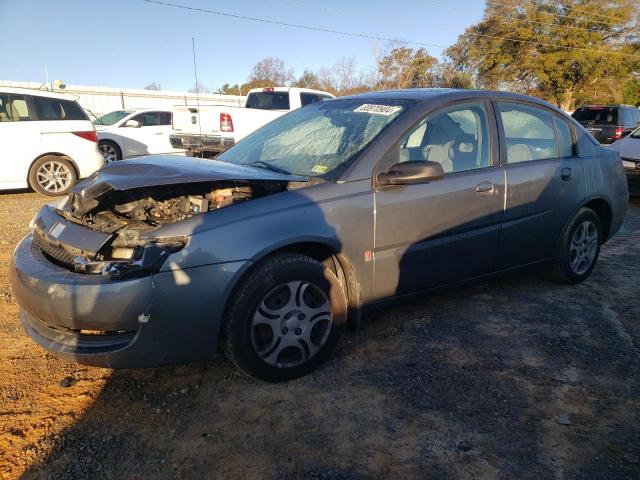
(35, 161), (72, 194)
(251, 280), (333, 368)
(569, 220), (598, 275)
(99, 143), (118, 162)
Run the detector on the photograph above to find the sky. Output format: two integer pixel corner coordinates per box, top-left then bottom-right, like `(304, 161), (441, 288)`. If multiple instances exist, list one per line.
(0, 0), (485, 91)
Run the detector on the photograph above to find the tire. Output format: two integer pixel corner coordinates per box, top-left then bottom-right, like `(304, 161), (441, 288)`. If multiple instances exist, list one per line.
(28, 156), (77, 196)
(224, 253), (347, 382)
(98, 140), (122, 162)
(549, 208), (601, 284)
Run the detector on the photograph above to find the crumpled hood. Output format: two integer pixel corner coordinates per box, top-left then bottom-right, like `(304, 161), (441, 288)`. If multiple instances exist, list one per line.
(69, 155), (307, 216)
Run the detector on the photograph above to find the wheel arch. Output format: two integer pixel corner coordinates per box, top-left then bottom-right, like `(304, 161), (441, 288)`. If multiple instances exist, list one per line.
(222, 240), (362, 334)
(27, 152), (79, 186)
(582, 197), (613, 242)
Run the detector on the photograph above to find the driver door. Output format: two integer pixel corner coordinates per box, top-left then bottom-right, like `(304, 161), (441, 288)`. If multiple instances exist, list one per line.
(373, 101), (505, 298)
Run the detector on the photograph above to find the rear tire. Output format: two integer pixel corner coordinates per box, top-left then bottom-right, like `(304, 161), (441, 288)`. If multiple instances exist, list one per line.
(28, 156), (77, 196)
(98, 140), (122, 162)
(223, 253), (347, 382)
(549, 208), (601, 284)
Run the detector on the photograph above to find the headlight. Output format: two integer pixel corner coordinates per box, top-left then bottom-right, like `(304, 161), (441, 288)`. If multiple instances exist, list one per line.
(73, 241), (184, 278)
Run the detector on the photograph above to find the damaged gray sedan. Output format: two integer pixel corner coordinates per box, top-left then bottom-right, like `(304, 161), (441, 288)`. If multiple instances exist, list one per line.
(10, 90), (628, 381)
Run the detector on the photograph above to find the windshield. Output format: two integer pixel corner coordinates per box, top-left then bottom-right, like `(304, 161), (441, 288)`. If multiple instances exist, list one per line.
(93, 110), (131, 126)
(217, 99), (411, 177)
(631, 127), (640, 139)
(572, 107), (619, 125)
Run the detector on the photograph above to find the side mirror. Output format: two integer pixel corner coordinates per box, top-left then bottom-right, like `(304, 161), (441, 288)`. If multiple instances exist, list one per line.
(377, 160), (445, 186)
(124, 119), (140, 128)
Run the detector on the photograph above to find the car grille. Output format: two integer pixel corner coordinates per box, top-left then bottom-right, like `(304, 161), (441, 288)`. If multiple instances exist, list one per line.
(33, 233), (76, 268)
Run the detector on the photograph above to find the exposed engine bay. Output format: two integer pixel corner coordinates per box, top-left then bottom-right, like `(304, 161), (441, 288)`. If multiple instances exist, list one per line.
(67, 180), (291, 234)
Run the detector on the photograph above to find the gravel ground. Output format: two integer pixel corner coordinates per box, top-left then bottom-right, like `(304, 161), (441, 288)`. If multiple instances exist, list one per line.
(0, 191), (639, 480)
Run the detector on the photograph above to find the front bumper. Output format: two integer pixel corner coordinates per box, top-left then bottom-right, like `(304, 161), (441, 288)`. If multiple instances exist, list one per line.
(10, 234), (250, 368)
(169, 134), (235, 153)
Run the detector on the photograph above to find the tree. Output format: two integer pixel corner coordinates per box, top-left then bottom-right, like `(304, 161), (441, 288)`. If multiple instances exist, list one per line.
(247, 57), (294, 87)
(144, 81), (162, 90)
(375, 47), (438, 90)
(217, 83), (251, 96)
(188, 81), (212, 94)
(624, 78), (640, 106)
(294, 69), (322, 89)
(445, 0), (640, 110)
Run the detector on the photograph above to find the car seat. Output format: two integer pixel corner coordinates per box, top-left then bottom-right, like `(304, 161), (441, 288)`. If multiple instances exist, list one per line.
(450, 133), (478, 171)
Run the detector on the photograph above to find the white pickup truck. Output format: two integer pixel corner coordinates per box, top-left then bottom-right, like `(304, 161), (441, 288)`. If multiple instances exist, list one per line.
(169, 87), (334, 156)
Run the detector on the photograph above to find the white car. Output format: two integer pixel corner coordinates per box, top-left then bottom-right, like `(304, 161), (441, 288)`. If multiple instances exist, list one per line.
(170, 87), (334, 156)
(608, 126), (640, 195)
(0, 87), (105, 196)
(94, 109), (186, 161)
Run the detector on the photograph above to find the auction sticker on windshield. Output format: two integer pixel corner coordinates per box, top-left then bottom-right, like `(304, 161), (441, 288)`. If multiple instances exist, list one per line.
(354, 104), (402, 116)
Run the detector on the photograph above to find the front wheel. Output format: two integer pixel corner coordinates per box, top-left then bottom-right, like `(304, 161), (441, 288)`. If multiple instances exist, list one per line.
(28, 156), (77, 196)
(549, 208), (601, 284)
(223, 253), (347, 382)
(98, 140), (122, 162)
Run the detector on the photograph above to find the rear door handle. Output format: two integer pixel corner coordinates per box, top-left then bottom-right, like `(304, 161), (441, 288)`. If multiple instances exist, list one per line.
(561, 167), (573, 180)
(476, 181), (495, 194)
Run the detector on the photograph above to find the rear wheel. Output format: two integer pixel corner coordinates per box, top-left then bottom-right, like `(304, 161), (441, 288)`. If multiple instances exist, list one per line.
(28, 156), (77, 196)
(224, 253), (347, 382)
(549, 208), (601, 284)
(98, 140), (122, 162)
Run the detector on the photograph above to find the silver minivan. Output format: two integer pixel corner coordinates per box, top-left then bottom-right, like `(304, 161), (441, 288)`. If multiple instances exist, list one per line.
(10, 89), (628, 381)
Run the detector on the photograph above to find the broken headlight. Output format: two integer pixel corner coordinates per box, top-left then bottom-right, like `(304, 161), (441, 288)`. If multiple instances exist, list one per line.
(73, 241), (184, 278)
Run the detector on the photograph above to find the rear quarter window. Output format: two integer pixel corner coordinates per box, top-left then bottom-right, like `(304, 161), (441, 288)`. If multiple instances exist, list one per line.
(34, 97), (88, 121)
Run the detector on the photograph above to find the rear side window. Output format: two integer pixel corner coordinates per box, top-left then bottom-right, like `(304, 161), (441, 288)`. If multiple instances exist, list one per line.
(498, 103), (557, 163)
(34, 97), (88, 121)
(554, 117), (575, 157)
(246, 91), (290, 110)
(0, 94), (35, 121)
(572, 107), (618, 125)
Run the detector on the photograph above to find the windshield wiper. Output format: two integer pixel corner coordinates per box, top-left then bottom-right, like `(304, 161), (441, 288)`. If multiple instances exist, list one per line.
(246, 160), (291, 175)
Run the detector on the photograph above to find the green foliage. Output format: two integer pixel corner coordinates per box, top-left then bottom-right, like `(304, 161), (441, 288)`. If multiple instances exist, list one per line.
(445, 0), (640, 110)
(624, 79), (640, 106)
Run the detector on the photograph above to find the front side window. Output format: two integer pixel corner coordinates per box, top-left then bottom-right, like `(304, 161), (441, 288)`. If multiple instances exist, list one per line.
(0, 94), (35, 121)
(158, 112), (171, 125)
(132, 112), (160, 126)
(498, 103), (556, 163)
(34, 97), (87, 121)
(398, 102), (491, 174)
(218, 98), (411, 177)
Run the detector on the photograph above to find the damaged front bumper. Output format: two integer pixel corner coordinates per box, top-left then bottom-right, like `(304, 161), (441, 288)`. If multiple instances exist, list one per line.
(10, 234), (250, 368)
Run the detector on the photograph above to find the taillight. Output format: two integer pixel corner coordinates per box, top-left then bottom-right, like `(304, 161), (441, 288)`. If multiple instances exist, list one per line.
(72, 131), (98, 143)
(263, 87), (274, 93)
(220, 113), (234, 132)
(615, 126), (623, 140)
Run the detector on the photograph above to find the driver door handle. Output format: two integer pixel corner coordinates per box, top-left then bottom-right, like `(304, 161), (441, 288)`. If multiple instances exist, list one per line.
(476, 181), (495, 194)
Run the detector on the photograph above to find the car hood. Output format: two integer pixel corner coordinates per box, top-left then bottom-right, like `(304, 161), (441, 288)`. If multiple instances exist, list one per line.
(607, 136), (640, 160)
(69, 155), (307, 215)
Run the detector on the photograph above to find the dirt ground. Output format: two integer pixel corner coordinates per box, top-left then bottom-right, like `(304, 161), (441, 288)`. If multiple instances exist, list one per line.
(0, 191), (638, 480)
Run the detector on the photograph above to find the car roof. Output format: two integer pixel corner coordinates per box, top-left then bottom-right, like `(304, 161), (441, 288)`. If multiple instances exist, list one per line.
(0, 86), (78, 101)
(336, 88), (563, 113)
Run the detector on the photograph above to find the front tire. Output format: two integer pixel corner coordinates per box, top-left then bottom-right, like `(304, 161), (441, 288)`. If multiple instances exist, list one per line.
(28, 156), (77, 196)
(98, 140), (122, 162)
(550, 208), (601, 284)
(224, 253), (347, 382)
